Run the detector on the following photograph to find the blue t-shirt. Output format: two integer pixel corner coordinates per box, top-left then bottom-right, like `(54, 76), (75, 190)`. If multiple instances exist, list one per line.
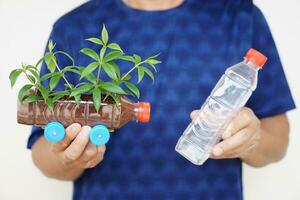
(28, 0), (295, 199)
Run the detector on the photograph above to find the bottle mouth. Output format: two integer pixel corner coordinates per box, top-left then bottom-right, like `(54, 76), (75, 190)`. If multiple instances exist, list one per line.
(138, 102), (151, 123)
(245, 48), (268, 68)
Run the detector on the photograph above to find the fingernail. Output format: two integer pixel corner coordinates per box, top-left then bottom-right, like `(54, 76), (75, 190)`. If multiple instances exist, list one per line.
(79, 126), (91, 138)
(213, 146), (223, 156)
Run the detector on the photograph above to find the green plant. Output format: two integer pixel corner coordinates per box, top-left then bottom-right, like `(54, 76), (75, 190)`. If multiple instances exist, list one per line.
(9, 25), (161, 112)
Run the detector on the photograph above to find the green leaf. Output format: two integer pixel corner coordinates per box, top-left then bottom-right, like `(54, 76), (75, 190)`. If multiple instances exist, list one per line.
(124, 90), (134, 97)
(81, 62), (99, 79)
(148, 53), (161, 60)
(86, 38), (103, 45)
(49, 74), (61, 91)
(28, 74), (36, 84)
(107, 43), (123, 53)
(51, 90), (69, 97)
(93, 87), (101, 112)
(124, 82), (140, 98)
(9, 69), (23, 87)
(148, 63), (157, 72)
(44, 52), (57, 72)
(141, 66), (154, 81)
(37, 85), (49, 101)
(80, 48), (99, 61)
(75, 82), (89, 87)
(18, 84), (33, 102)
(147, 59), (161, 65)
(28, 68), (40, 80)
(133, 54), (142, 63)
(137, 67), (144, 83)
(110, 93), (121, 106)
(100, 82), (125, 94)
(121, 73), (131, 81)
(52, 93), (65, 102)
(23, 95), (43, 103)
(40, 72), (60, 81)
(48, 40), (56, 52)
(102, 62), (118, 80)
(62, 66), (80, 74)
(25, 65), (35, 70)
(51, 90), (70, 102)
(70, 84), (94, 97)
(120, 55), (135, 62)
(53, 51), (75, 66)
(35, 57), (44, 68)
(100, 46), (107, 61)
(74, 94), (81, 105)
(64, 83), (74, 90)
(76, 66), (97, 84)
(101, 24), (108, 45)
(108, 61), (120, 78)
(46, 98), (54, 111)
(103, 51), (123, 62)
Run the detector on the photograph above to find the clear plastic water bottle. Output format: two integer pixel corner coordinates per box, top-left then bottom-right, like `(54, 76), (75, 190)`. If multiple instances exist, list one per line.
(175, 48), (268, 165)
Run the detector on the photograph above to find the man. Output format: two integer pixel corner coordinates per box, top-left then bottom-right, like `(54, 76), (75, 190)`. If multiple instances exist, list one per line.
(29, 0), (295, 199)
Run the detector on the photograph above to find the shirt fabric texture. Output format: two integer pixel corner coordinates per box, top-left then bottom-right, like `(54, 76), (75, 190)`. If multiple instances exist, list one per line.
(28, 0), (295, 199)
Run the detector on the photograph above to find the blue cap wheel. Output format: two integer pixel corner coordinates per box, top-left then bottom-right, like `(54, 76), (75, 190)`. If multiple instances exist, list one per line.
(90, 125), (110, 146)
(44, 121), (65, 142)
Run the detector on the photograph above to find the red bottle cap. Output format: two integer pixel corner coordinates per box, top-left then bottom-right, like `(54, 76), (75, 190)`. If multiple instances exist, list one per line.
(138, 102), (151, 123)
(245, 48), (268, 68)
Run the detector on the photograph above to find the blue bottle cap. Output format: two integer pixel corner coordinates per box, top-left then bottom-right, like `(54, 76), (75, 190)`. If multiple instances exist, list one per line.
(44, 121), (65, 142)
(89, 125), (110, 146)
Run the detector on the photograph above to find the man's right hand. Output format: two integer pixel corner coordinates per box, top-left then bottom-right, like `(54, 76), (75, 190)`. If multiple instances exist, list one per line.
(51, 123), (106, 169)
(32, 123), (106, 180)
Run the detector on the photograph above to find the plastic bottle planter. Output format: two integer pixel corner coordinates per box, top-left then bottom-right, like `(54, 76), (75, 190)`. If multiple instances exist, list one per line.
(17, 96), (150, 146)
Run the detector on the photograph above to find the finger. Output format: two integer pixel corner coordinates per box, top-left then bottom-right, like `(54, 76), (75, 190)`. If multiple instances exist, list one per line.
(85, 155), (103, 168)
(79, 142), (98, 162)
(190, 109), (200, 121)
(212, 128), (253, 156)
(64, 126), (91, 162)
(223, 107), (254, 139)
(51, 123), (81, 152)
(211, 127), (260, 159)
(85, 146), (106, 168)
(210, 153), (237, 159)
(210, 137), (255, 159)
(210, 140), (257, 159)
(97, 145), (106, 155)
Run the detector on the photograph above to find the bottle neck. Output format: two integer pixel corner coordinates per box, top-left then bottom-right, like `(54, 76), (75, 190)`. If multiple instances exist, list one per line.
(244, 58), (260, 71)
(133, 104), (140, 122)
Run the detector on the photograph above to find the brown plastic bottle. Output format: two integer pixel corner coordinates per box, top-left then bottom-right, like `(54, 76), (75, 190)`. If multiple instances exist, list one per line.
(17, 96), (151, 131)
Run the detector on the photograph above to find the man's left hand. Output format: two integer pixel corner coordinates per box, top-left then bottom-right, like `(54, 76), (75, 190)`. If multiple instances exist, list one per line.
(190, 107), (261, 159)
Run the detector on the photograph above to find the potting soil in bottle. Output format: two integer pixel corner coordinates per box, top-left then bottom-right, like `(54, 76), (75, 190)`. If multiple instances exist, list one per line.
(175, 48), (267, 165)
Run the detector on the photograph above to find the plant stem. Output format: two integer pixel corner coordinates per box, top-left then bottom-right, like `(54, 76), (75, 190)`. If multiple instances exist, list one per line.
(121, 61), (145, 81)
(96, 59), (103, 84)
(103, 94), (109, 101)
(55, 62), (73, 89)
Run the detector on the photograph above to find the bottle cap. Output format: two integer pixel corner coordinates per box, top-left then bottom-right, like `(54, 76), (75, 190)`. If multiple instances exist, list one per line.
(44, 121), (65, 142)
(89, 125), (110, 146)
(245, 48), (268, 68)
(138, 102), (151, 123)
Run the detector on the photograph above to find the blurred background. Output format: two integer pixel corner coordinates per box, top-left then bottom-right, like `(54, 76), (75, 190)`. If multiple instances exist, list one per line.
(0, 0), (299, 199)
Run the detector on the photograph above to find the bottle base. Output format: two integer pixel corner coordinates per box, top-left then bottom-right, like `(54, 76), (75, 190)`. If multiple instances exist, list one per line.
(175, 136), (210, 166)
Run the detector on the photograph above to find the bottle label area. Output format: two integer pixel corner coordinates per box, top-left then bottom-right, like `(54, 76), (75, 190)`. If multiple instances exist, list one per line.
(176, 69), (254, 165)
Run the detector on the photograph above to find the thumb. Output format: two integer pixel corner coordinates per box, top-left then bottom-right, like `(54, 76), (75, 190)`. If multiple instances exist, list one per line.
(190, 109), (200, 121)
